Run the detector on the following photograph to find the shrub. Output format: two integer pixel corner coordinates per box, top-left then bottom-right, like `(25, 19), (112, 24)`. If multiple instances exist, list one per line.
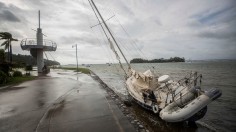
(0, 63), (10, 76)
(13, 71), (23, 77)
(78, 68), (90, 74)
(0, 49), (5, 62)
(25, 65), (33, 71)
(0, 70), (8, 84)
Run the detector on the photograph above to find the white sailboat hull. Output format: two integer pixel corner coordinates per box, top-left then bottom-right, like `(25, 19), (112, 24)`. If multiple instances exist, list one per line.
(126, 77), (154, 111)
(126, 74), (222, 122)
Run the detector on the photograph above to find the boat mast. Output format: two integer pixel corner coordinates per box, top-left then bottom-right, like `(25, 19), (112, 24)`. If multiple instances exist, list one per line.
(89, 0), (131, 69)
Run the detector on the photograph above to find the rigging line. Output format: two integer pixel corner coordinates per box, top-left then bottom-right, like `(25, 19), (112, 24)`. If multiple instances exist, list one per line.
(48, 52), (56, 62)
(95, 28), (116, 64)
(84, 0), (113, 64)
(107, 26), (133, 63)
(91, 21), (115, 64)
(98, 24), (129, 68)
(82, 0), (94, 29)
(94, 27), (114, 63)
(112, 39), (131, 65)
(115, 16), (148, 58)
(116, 38), (133, 61)
(96, 8), (141, 66)
(102, 4), (141, 57)
(119, 36), (136, 58)
(43, 52), (49, 65)
(118, 19), (148, 60)
(91, 27), (113, 64)
(90, 15), (115, 28)
(90, 0), (131, 69)
(100, 1), (116, 21)
(115, 17), (152, 70)
(93, 16), (118, 66)
(44, 52), (49, 60)
(97, 8), (130, 53)
(85, 0), (115, 65)
(108, 39), (127, 76)
(89, 0), (128, 76)
(88, 0), (109, 41)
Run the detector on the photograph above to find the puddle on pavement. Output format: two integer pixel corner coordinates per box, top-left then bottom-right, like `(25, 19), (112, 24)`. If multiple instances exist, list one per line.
(0, 105), (17, 119)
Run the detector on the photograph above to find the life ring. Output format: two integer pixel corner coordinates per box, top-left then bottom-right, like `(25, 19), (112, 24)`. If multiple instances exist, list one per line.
(152, 105), (159, 113)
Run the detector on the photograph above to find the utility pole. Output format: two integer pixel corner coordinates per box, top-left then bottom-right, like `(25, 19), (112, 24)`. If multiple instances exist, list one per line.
(72, 44), (79, 74)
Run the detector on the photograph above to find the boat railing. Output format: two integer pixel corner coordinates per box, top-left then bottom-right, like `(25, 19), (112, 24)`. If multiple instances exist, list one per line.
(173, 72), (202, 100)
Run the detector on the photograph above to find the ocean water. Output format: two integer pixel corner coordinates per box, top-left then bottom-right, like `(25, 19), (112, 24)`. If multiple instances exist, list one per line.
(89, 61), (236, 132)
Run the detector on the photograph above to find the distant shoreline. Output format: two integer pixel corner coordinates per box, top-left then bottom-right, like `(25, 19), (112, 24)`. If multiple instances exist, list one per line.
(130, 57), (185, 63)
(61, 59), (236, 66)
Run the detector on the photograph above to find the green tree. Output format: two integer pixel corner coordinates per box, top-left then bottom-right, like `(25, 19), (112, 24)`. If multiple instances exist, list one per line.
(0, 32), (18, 63)
(0, 49), (5, 63)
(25, 65), (32, 76)
(0, 49), (10, 76)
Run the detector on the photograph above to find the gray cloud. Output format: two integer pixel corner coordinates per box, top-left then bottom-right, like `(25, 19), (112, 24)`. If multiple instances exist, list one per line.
(60, 34), (101, 46)
(0, 0), (235, 64)
(197, 30), (236, 40)
(0, 2), (21, 22)
(196, 17), (236, 40)
(0, 10), (20, 22)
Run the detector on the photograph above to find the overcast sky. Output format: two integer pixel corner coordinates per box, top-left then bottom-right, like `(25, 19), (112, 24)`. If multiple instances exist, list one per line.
(0, 0), (236, 65)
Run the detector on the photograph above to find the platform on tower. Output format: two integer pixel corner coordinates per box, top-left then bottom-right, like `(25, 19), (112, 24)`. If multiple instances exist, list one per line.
(20, 38), (57, 51)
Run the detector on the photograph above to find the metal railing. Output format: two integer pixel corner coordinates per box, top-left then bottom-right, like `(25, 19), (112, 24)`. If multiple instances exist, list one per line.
(175, 72), (201, 95)
(20, 38), (57, 50)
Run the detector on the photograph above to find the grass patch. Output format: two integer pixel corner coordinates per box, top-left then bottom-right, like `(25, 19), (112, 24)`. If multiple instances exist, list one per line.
(0, 76), (37, 87)
(76, 68), (91, 74)
(56, 67), (91, 74)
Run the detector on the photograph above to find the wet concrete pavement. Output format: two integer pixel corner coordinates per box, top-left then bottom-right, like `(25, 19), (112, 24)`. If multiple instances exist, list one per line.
(0, 72), (136, 132)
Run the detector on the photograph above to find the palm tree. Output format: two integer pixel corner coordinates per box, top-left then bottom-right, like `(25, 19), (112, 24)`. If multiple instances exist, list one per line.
(0, 32), (18, 63)
(0, 49), (5, 63)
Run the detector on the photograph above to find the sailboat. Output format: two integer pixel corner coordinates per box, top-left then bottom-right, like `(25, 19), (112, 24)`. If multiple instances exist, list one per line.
(88, 0), (222, 123)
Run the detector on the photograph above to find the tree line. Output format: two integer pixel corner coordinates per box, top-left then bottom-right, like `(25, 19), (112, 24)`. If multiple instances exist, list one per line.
(10, 53), (60, 66)
(0, 50), (60, 66)
(130, 57), (185, 63)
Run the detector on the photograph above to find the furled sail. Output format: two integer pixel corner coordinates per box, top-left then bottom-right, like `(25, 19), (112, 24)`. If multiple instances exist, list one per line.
(108, 38), (126, 76)
(108, 38), (120, 60)
(130, 68), (159, 90)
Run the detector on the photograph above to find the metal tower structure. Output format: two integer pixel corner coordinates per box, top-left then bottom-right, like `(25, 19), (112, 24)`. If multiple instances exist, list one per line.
(21, 10), (57, 74)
